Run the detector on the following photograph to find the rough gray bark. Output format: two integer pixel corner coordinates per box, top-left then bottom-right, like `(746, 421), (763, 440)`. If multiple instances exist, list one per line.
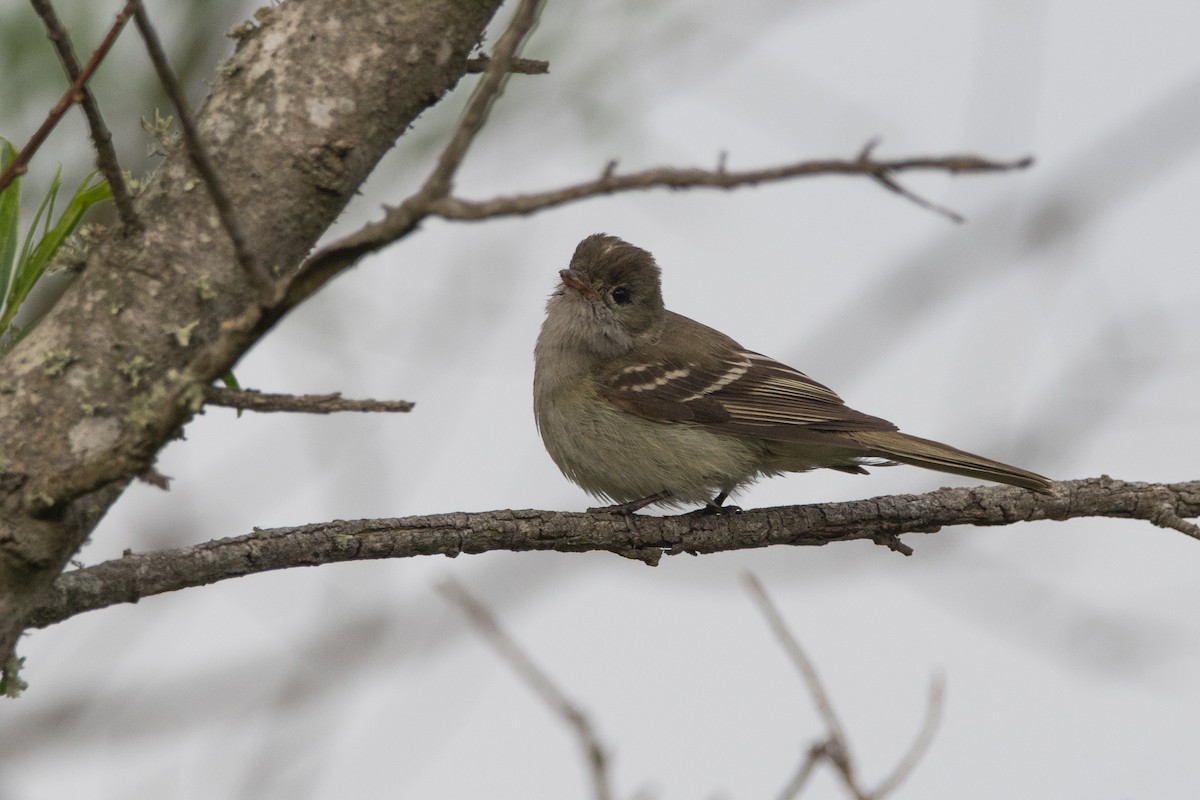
(24, 477), (1200, 630)
(0, 0), (504, 671)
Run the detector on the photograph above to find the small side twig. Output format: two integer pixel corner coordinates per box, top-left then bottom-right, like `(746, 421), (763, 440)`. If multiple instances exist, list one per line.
(871, 532), (914, 556)
(857, 138), (966, 223)
(130, 1), (271, 294)
(465, 55), (549, 74)
(438, 578), (613, 800)
(0, 2), (134, 194)
(1148, 502), (1200, 540)
(203, 386), (414, 414)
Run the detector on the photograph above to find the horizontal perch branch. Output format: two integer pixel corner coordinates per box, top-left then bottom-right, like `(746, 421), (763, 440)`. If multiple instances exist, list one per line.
(27, 477), (1198, 629)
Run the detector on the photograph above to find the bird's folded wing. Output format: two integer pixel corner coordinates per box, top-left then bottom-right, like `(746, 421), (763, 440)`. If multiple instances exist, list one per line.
(601, 349), (898, 442)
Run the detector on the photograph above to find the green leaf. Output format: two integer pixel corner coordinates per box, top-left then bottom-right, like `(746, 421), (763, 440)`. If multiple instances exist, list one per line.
(0, 171), (113, 334)
(17, 166), (61, 276)
(0, 139), (21, 314)
(221, 371), (243, 417)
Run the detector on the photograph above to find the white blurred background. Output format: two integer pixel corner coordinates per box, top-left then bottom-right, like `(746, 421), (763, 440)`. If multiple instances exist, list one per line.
(3, 0), (1200, 797)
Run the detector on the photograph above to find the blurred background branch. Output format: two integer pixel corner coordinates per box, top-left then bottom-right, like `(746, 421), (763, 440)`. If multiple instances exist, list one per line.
(746, 573), (944, 800)
(440, 578), (614, 800)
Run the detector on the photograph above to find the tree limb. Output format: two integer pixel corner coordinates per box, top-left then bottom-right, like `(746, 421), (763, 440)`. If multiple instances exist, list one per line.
(0, 0), (507, 681)
(26, 477), (1198, 630)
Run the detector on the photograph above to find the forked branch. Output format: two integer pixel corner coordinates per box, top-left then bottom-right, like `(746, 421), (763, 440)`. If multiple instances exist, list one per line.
(747, 574), (944, 800)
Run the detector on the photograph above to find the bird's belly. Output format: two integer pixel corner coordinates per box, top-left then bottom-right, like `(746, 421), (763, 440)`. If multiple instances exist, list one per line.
(535, 385), (762, 506)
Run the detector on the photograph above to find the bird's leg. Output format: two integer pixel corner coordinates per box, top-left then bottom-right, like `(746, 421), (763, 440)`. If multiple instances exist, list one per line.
(588, 490), (675, 539)
(684, 490), (743, 516)
(588, 490), (672, 515)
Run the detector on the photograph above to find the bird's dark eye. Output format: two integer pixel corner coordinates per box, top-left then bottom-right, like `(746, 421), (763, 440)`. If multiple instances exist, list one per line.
(610, 286), (632, 305)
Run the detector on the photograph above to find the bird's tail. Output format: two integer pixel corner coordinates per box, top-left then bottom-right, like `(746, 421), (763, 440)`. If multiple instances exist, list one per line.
(850, 430), (1053, 493)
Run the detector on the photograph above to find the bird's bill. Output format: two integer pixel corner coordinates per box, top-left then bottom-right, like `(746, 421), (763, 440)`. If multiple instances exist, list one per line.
(558, 268), (600, 300)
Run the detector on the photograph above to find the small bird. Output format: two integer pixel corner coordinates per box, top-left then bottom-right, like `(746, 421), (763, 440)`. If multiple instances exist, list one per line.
(534, 234), (1052, 513)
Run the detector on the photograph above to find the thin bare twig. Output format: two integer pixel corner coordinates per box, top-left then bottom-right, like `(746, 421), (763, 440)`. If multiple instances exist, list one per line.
(438, 578), (613, 800)
(130, 1), (271, 294)
(427, 151), (1031, 222)
(465, 55), (549, 74)
(203, 386), (414, 414)
(29, 0), (138, 228)
(280, 150), (1032, 326)
(0, 2), (134, 194)
(868, 170), (963, 223)
(421, 0), (546, 199)
(868, 675), (944, 800)
(273, 0), (1025, 332)
(744, 573), (861, 796)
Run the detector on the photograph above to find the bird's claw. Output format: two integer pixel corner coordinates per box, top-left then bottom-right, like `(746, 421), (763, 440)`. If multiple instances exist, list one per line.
(684, 503), (742, 517)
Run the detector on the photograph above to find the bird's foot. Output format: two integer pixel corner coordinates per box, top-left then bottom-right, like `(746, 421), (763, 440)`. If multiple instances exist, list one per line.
(680, 490), (742, 516)
(587, 490), (671, 516)
(684, 503), (742, 517)
(588, 492), (672, 538)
